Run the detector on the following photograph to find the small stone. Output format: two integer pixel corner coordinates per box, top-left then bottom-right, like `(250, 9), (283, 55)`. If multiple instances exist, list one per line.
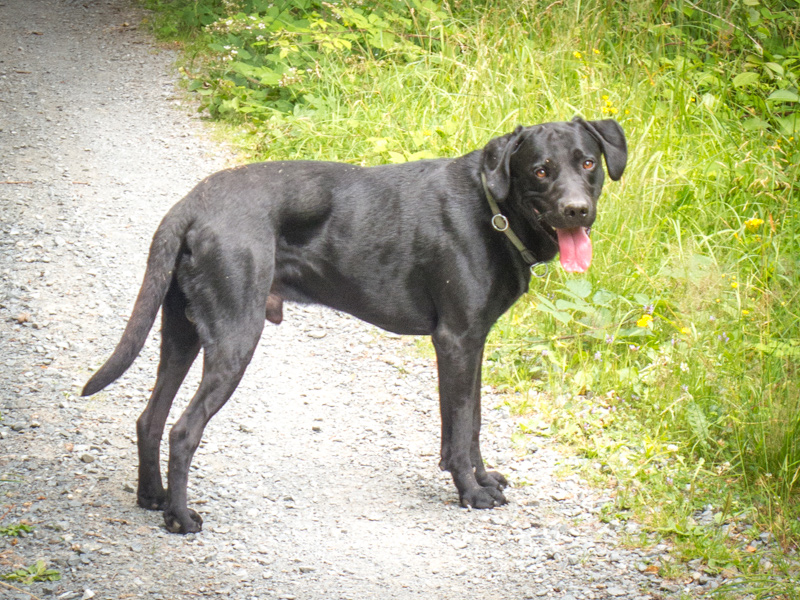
(607, 586), (627, 596)
(80, 453), (95, 463)
(514, 519), (532, 530)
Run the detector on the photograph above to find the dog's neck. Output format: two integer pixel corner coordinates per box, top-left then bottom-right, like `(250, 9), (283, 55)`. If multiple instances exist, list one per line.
(480, 173), (552, 276)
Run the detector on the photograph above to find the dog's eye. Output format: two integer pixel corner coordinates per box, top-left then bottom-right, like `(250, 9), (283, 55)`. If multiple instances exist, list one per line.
(534, 167), (548, 179)
(582, 159), (596, 170)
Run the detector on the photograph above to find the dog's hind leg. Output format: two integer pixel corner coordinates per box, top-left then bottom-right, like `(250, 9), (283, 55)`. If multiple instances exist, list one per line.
(161, 315), (265, 533)
(136, 279), (201, 511)
(160, 246), (270, 533)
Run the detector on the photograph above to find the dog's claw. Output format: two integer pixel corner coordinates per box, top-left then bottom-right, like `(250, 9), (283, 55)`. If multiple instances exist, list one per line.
(476, 470), (508, 491)
(163, 508), (203, 534)
(460, 486), (507, 509)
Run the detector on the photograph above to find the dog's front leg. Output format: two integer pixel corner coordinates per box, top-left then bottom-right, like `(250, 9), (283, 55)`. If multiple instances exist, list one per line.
(469, 375), (509, 492)
(433, 329), (507, 508)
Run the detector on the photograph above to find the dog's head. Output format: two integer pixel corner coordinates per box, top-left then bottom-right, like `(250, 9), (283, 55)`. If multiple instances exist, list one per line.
(480, 117), (627, 272)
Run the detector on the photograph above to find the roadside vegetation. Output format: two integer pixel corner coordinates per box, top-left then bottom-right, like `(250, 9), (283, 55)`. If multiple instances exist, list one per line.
(141, 0), (799, 596)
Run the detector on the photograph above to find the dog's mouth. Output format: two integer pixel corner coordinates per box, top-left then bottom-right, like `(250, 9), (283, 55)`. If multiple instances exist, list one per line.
(555, 227), (592, 273)
(530, 204), (593, 273)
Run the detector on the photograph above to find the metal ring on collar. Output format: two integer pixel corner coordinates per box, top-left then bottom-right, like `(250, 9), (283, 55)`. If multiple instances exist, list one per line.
(530, 262), (549, 278)
(491, 214), (509, 232)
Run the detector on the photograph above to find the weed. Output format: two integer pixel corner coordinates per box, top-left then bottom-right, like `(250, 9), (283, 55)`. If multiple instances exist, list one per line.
(0, 522), (33, 537)
(2, 560), (60, 584)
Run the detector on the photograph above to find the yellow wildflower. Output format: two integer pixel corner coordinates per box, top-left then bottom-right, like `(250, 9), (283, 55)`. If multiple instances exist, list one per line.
(574, 51), (583, 59)
(744, 218), (764, 233)
(636, 314), (654, 328)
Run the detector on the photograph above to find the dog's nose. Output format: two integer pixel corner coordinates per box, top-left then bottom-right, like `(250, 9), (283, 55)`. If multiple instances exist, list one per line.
(561, 199), (592, 222)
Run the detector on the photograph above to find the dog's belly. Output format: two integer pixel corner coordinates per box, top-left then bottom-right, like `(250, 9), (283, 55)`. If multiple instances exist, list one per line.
(273, 276), (436, 336)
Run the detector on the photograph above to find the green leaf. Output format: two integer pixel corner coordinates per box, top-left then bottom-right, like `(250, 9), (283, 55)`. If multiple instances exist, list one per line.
(776, 114), (800, 135)
(555, 299), (588, 312)
(767, 89), (799, 103)
(534, 295), (573, 325)
(764, 62), (785, 77)
(592, 289), (618, 306)
(565, 278), (592, 299)
(742, 117), (769, 131)
(753, 340), (800, 358)
(0, 522), (33, 536)
(407, 150), (437, 161)
(732, 71), (760, 88)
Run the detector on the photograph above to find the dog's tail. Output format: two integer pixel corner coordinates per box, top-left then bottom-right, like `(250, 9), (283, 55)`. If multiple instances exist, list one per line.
(81, 206), (192, 397)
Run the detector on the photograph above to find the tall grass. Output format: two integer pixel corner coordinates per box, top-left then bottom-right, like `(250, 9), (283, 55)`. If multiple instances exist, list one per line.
(145, 0), (800, 570)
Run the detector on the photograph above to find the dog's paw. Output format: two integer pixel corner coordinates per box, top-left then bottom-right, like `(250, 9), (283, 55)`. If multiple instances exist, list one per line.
(459, 486), (507, 509)
(163, 508), (203, 534)
(476, 470), (508, 491)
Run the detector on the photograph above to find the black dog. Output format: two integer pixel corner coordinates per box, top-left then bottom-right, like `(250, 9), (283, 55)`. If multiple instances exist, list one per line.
(82, 117), (626, 533)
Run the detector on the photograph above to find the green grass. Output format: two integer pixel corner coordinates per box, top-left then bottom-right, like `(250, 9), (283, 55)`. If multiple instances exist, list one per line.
(142, 0), (800, 594)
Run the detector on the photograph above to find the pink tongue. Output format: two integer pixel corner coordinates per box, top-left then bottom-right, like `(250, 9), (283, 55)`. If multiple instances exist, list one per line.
(556, 228), (592, 272)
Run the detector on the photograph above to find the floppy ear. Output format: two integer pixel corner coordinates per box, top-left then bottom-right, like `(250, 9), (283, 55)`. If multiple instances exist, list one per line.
(573, 117), (627, 181)
(480, 126), (525, 201)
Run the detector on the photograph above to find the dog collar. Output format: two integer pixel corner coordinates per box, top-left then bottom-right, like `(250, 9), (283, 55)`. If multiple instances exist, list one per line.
(480, 173), (548, 277)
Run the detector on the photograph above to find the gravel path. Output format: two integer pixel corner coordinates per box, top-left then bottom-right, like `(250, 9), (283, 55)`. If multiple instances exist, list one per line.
(0, 1), (687, 599)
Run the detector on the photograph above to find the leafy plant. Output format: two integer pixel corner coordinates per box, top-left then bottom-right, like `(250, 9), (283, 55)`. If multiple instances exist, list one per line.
(0, 522), (33, 537)
(2, 561), (60, 584)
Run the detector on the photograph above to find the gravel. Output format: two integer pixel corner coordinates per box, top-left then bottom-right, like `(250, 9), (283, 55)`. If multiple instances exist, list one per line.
(0, 1), (706, 598)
